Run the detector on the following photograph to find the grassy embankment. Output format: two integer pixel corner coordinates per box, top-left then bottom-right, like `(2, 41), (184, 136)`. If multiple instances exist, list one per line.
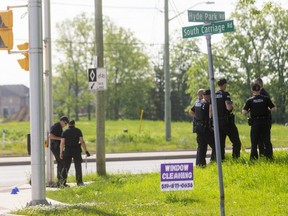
(15, 150), (288, 216)
(0, 120), (287, 156)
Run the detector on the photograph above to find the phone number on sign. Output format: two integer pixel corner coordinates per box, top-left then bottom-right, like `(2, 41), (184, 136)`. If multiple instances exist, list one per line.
(161, 182), (193, 191)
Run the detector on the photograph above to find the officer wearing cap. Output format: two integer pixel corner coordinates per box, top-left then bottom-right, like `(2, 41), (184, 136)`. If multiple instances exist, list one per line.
(190, 89), (216, 166)
(49, 116), (69, 186)
(242, 83), (276, 160)
(215, 78), (242, 159)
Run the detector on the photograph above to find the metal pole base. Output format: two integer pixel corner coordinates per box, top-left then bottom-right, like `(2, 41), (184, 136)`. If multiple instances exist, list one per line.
(46, 181), (57, 187)
(28, 199), (50, 206)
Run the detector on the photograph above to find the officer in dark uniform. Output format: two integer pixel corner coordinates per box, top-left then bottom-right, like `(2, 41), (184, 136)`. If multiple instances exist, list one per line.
(191, 89), (204, 133)
(49, 116), (69, 186)
(215, 78), (241, 159)
(60, 120), (90, 186)
(242, 83), (276, 160)
(190, 89), (216, 167)
(255, 78), (270, 98)
(254, 78), (271, 156)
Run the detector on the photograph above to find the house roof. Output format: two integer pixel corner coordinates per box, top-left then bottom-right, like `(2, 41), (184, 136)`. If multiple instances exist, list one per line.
(0, 85), (29, 97)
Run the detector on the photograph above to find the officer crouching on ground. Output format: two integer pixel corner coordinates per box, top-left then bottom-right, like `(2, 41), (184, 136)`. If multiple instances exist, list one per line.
(60, 120), (90, 186)
(242, 84), (276, 160)
(189, 89), (216, 167)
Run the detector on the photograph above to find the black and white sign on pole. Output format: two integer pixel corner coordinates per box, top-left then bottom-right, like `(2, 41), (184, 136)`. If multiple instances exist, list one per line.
(88, 67), (107, 91)
(96, 68), (107, 90)
(88, 68), (97, 90)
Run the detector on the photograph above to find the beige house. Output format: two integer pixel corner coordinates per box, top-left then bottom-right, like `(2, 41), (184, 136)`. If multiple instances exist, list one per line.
(0, 85), (29, 119)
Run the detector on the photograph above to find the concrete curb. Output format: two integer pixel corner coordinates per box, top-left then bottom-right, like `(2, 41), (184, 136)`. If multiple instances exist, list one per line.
(0, 151), (205, 166)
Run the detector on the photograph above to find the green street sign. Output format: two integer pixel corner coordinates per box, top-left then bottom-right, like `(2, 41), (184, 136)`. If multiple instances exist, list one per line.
(188, 10), (225, 22)
(182, 20), (235, 39)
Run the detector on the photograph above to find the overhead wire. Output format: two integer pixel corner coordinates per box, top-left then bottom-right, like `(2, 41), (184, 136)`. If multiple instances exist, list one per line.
(169, 0), (185, 27)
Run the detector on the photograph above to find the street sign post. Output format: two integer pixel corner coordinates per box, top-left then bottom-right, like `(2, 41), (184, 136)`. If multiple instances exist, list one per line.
(188, 10), (225, 23)
(182, 20), (234, 38)
(182, 13), (233, 216)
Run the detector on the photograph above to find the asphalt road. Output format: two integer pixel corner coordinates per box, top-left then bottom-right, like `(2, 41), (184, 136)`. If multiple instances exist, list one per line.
(0, 151), (202, 190)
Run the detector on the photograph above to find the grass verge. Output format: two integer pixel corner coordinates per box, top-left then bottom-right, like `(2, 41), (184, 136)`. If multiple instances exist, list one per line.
(15, 150), (288, 216)
(0, 120), (288, 156)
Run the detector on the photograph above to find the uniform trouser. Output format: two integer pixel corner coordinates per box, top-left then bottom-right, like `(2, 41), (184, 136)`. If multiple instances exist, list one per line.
(219, 120), (241, 160)
(196, 126), (215, 166)
(250, 119), (272, 160)
(257, 115), (272, 156)
(60, 153), (83, 185)
(50, 143), (63, 182)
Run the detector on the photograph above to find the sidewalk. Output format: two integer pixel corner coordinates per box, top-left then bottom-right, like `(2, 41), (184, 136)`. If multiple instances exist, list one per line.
(0, 151), (199, 215)
(0, 150), (199, 166)
(0, 184), (63, 216)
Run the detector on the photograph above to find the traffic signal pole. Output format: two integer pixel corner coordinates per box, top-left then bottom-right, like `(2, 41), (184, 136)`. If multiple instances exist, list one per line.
(44, 0), (54, 186)
(28, 0), (48, 206)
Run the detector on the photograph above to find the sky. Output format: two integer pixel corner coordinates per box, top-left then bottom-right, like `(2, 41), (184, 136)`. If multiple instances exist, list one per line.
(0, 0), (287, 87)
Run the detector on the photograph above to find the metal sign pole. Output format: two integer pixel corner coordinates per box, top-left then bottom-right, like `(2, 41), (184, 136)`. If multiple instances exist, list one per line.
(206, 34), (225, 216)
(44, 0), (54, 186)
(28, 0), (48, 205)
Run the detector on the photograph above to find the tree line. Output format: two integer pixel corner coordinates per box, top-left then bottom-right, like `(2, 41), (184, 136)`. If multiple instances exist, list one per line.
(52, 1), (287, 124)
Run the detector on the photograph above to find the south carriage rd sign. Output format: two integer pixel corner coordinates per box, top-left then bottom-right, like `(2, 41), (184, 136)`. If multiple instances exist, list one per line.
(160, 162), (194, 191)
(188, 10), (225, 23)
(182, 20), (234, 39)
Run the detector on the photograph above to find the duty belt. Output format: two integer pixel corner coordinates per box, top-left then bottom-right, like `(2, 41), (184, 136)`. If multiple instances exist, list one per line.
(218, 115), (229, 120)
(252, 116), (268, 119)
(195, 121), (209, 127)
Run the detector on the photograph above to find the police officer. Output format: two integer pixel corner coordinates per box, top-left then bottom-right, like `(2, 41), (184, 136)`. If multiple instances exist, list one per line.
(190, 89), (204, 133)
(242, 84), (276, 160)
(60, 120), (90, 186)
(190, 89), (215, 167)
(255, 78), (270, 98)
(254, 78), (271, 156)
(215, 78), (241, 159)
(49, 116), (69, 186)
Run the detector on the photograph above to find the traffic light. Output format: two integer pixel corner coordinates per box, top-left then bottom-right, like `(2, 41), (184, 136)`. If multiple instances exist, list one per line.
(0, 10), (13, 50)
(17, 42), (29, 71)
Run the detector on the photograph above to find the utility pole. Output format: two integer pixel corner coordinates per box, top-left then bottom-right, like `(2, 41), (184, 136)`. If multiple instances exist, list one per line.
(164, 0), (171, 141)
(163, 1), (215, 141)
(44, 0), (54, 186)
(94, 0), (106, 175)
(28, 0), (48, 205)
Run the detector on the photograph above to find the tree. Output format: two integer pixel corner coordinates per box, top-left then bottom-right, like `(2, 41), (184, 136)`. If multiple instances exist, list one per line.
(169, 37), (201, 120)
(54, 14), (153, 120)
(217, 1), (288, 123)
(54, 13), (95, 120)
(147, 63), (165, 120)
(104, 19), (153, 120)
